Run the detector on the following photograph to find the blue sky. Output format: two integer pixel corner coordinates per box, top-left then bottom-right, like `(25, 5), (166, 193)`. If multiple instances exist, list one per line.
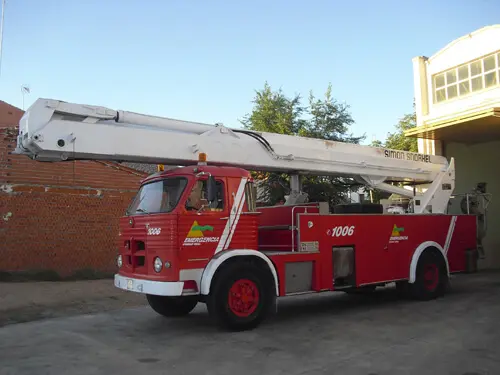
(0, 0), (498, 144)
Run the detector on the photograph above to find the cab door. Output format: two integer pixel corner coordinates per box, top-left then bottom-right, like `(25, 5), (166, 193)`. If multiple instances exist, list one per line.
(178, 176), (228, 266)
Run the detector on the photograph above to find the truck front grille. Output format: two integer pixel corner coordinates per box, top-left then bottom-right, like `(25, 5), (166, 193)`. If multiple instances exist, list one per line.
(124, 239), (147, 272)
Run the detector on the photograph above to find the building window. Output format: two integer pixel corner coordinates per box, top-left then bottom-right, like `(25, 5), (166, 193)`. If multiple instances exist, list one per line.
(432, 50), (500, 104)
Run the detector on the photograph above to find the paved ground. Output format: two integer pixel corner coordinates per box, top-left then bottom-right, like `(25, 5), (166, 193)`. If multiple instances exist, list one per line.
(1, 271), (499, 375)
(0, 279), (146, 326)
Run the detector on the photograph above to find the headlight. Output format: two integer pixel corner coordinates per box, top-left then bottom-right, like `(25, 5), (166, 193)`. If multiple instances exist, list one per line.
(117, 255), (123, 268)
(153, 257), (163, 273)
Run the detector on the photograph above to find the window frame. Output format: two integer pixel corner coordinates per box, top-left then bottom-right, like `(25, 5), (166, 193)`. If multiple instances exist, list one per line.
(244, 181), (257, 212)
(184, 177), (226, 213)
(126, 176), (189, 216)
(432, 50), (500, 104)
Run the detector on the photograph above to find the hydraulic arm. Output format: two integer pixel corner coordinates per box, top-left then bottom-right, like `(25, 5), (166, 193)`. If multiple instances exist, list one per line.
(14, 98), (455, 213)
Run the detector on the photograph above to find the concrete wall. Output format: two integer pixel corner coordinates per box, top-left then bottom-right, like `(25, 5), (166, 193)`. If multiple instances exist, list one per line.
(413, 25), (500, 155)
(410, 26), (500, 270)
(413, 25), (500, 126)
(445, 140), (500, 269)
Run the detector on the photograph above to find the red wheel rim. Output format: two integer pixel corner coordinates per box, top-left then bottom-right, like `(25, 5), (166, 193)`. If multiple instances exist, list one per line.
(228, 279), (260, 317)
(423, 264), (439, 291)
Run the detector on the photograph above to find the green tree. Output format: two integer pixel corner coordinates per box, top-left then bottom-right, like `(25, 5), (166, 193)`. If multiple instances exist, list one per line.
(240, 82), (305, 135)
(372, 105), (418, 152)
(299, 84), (364, 144)
(240, 83), (365, 207)
(384, 112), (418, 152)
(370, 139), (384, 148)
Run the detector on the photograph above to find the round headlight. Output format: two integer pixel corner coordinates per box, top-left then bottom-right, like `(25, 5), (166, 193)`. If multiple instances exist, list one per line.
(153, 257), (163, 273)
(117, 255), (123, 268)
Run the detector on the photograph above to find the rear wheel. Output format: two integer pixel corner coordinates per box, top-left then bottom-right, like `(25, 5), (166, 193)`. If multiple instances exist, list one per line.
(395, 280), (410, 298)
(409, 250), (447, 300)
(207, 261), (274, 331)
(146, 295), (198, 317)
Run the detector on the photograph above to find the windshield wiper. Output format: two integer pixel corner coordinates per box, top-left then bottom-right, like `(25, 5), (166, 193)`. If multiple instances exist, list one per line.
(126, 194), (147, 216)
(135, 208), (149, 214)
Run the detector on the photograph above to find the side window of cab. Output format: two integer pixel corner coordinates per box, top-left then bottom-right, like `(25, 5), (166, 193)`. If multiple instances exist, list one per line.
(185, 179), (225, 212)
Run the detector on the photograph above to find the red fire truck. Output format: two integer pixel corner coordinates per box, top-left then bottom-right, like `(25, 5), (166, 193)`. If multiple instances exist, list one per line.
(15, 98), (480, 331)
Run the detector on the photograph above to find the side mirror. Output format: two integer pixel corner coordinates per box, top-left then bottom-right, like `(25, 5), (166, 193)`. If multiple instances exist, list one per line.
(207, 176), (217, 203)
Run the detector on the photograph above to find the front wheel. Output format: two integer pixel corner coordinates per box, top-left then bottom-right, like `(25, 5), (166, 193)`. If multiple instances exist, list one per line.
(409, 251), (447, 301)
(207, 262), (275, 331)
(146, 295), (198, 317)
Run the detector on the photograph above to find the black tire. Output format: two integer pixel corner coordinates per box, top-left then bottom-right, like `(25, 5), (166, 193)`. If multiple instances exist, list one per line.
(333, 203), (383, 214)
(395, 280), (410, 299)
(146, 295), (198, 317)
(206, 261), (275, 331)
(409, 250), (447, 301)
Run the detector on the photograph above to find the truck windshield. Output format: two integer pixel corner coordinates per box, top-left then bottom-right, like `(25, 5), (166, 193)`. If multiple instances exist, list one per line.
(126, 177), (188, 215)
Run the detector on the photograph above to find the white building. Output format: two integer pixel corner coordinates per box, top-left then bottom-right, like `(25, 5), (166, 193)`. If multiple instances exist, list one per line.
(406, 25), (500, 269)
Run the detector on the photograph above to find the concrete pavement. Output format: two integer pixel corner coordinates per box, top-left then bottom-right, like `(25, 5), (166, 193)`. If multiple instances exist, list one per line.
(1, 271), (499, 375)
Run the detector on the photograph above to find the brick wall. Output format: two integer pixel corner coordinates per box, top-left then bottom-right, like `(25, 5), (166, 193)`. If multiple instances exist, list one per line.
(0, 101), (148, 279)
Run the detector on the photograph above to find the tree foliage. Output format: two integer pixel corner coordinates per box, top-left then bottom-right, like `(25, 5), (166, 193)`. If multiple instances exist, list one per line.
(372, 105), (418, 152)
(384, 112), (418, 152)
(240, 82), (304, 135)
(370, 139), (384, 148)
(240, 82), (365, 207)
(299, 85), (364, 144)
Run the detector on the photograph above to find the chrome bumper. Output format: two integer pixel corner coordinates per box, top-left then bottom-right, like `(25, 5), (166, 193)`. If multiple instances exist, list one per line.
(114, 274), (185, 296)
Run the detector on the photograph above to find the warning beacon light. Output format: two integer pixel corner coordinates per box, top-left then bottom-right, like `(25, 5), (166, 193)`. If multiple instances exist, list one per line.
(198, 153), (207, 165)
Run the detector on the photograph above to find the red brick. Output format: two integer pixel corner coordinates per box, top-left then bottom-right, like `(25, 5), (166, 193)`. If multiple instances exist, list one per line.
(0, 101), (149, 277)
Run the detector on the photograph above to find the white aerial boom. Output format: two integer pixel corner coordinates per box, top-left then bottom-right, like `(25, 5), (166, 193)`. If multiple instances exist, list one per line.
(14, 98), (455, 213)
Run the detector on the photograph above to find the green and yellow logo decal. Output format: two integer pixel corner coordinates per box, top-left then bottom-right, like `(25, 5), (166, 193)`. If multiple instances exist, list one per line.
(391, 225), (404, 237)
(389, 224), (408, 243)
(183, 221), (220, 246)
(186, 221), (214, 238)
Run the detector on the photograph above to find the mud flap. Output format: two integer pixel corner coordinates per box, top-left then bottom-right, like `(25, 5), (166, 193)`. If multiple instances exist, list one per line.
(465, 248), (478, 273)
(270, 293), (278, 315)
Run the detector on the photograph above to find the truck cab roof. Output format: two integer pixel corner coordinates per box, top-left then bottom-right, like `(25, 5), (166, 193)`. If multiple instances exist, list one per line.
(141, 164), (252, 185)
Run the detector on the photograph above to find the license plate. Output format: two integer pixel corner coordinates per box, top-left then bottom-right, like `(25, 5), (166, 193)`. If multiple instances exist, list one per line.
(127, 279), (133, 290)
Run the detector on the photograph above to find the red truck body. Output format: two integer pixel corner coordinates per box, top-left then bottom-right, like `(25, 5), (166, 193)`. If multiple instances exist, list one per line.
(13, 97), (478, 331)
(115, 164), (478, 330)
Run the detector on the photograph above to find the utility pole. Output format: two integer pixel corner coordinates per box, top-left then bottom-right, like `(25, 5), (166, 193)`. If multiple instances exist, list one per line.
(0, 0), (5, 79)
(21, 85), (30, 110)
